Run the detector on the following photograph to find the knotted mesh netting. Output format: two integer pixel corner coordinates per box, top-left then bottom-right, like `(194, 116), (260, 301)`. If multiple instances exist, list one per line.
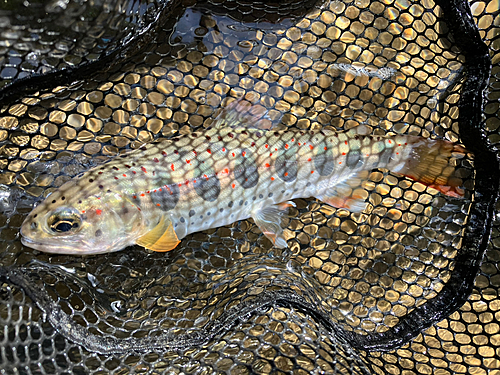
(0, 0), (499, 373)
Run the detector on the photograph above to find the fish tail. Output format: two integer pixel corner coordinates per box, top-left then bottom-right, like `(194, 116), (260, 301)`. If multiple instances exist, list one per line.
(398, 138), (468, 198)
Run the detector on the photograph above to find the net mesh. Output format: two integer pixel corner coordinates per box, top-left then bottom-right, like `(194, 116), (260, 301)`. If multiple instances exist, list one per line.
(0, 0), (499, 373)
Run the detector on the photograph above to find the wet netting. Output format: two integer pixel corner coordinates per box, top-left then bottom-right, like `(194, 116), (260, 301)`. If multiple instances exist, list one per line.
(0, 0), (498, 373)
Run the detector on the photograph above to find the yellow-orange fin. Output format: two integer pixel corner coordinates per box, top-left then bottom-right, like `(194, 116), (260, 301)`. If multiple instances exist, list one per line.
(252, 201), (295, 248)
(136, 216), (180, 252)
(399, 138), (467, 198)
(317, 172), (370, 212)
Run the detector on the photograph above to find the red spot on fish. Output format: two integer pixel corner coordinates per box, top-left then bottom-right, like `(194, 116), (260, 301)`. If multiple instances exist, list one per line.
(153, 158), (159, 163)
(98, 171), (103, 175)
(309, 145), (314, 150)
(133, 195), (137, 199)
(114, 177), (118, 180)
(308, 158), (312, 162)
(222, 148), (226, 152)
(146, 191), (150, 194)
(342, 152), (346, 155)
(132, 171), (137, 174)
(291, 138), (295, 142)
(232, 153), (235, 157)
(265, 144), (269, 148)
(324, 147), (327, 150)
(251, 142), (256, 147)
(242, 151), (246, 157)
(345, 141), (348, 145)
(405, 143), (407, 145)
(396, 152), (399, 155)
(224, 169), (229, 174)
(171, 164), (175, 171)
(271, 177), (275, 181)
(311, 171), (314, 174)
(388, 140), (392, 143)
(141, 167), (147, 173)
(194, 180), (197, 183)
(186, 159), (191, 163)
(156, 203), (161, 207)
(141, 194), (145, 197)
(81, 210), (85, 214)
(123, 174), (127, 177)
(270, 153), (273, 156)
(207, 148), (211, 154)
(185, 180), (189, 185)
(298, 142), (301, 146)
(96, 209), (102, 215)
(153, 190), (156, 192)
(285, 144), (289, 149)
(193, 151), (197, 156)
(275, 148), (277, 151)
(284, 172), (288, 177)
(204, 174), (209, 179)
(232, 183), (236, 189)
(339, 162), (342, 164)
(178, 183), (182, 187)
(161, 151), (167, 156)
(265, 163), (270, 168)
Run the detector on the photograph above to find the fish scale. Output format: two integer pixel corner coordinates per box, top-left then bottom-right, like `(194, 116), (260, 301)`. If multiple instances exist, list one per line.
(20, 106), (466, 255)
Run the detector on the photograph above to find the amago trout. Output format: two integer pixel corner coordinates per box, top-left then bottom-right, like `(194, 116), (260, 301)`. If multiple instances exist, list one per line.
(20, 100), (466, 255)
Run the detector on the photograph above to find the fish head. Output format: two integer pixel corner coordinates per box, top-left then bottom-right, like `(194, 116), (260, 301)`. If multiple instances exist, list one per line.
(20, 179), (146, 255)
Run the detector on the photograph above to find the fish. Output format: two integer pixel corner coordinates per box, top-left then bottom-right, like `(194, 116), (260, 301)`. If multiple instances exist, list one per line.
(20, 99), (467, 255)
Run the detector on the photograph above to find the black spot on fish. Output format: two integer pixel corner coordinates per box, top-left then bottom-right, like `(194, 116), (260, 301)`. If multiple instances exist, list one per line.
(346, 149), (361, 169)
(379, 147), (393, 166)
(259, 194), (263, 199)
(194, 173), (221, 202)
(239, 200), (243, 206)
(207, 211), (211, 216)
(268, 193), (273, 198)
(180, 217), (185, 223)
(275, 143), (298, 182)
(99, 185), (104, 189)
(220, 208), (224, 212)
(234, 148), (259, 189)
(189, 209), (195, 217)
(314, 140), (335, 176)
(150, 182), (180, 211)
(95, 229), (102, 237)
(228, 201), (233, 208)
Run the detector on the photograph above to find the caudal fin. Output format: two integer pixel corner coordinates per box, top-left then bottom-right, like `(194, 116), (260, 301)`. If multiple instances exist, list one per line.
(398, 138), (468, 198)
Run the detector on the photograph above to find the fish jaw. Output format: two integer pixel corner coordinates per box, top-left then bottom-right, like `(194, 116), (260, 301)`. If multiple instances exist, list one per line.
(19, 219), (137, 255)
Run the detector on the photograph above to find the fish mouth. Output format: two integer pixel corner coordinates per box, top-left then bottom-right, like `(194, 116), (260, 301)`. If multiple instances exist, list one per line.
(20, 234), (115, 255)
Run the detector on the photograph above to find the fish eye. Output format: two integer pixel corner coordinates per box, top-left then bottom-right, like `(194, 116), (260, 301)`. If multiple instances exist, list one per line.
(48, 208), (82, 234)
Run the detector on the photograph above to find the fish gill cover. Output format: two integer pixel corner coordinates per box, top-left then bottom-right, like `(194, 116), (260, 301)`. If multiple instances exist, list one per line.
(0, 0), (498, 374)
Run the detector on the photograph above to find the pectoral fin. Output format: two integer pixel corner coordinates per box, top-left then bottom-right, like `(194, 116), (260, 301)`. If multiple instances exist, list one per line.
(136, 216), (180, 252)
(251, 201), (295, 248)
(316, 171), (370, 212)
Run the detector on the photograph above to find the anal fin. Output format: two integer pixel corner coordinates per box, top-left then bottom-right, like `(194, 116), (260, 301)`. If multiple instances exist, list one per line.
(252, 201), (295, 248)
(136, 215), (180, 252)
(317, 172), (370, 213)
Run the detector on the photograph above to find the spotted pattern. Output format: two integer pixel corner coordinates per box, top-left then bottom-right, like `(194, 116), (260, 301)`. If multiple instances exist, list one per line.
(150, 182), (180, 211)
(194, 171), (221, 202)
(346, 149), (362, 169)
(234, 148), (259, 189)
(315, 140), (335, 176)
(275, 143), (298, 182)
